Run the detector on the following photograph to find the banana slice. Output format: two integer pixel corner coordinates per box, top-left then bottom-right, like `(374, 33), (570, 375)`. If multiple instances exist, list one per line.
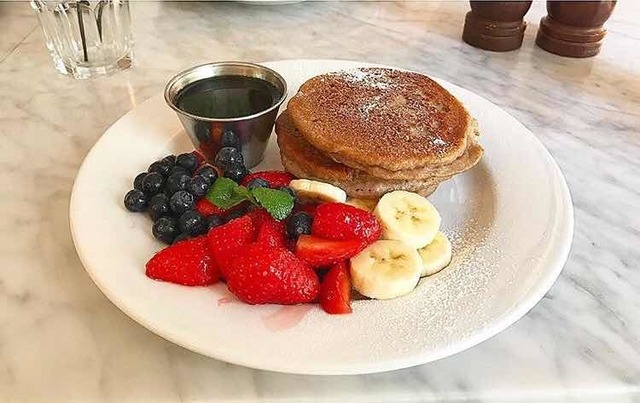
(350, 240), (422, 299)
(346, 197), (378, 213)
(417, 232), (452, 277)
(374, 190), (441, 249)
(289, 179), (347, 203)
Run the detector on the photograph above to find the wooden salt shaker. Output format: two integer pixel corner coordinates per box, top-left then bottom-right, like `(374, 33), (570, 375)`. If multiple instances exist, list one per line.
(463, 1), (533, 52)
(536, 0), (617, 58)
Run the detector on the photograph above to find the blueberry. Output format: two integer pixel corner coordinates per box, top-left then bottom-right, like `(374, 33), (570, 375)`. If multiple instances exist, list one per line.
(246, 178), (269, 190)
(168, 165), (190, 177)
(148, 193), (170, 221)
(286, 211), (312, 239)
(214, 147), (244, 170)
(188, 175), (211, 198)
(173, 232), (191, 244)
(206, 215), (224, 231)
(162, 154), (177, 165)
(221, 130), (241, 150)
(124, 189), (147, 212)
(223, 163), (248, 184)
(176, 153), (198, 173)
(169, 190), (195, 216)
(133, 172), (147, 191)
(178, 210), (207, 236)
(148, 159), (173, 177)
(152, 216), (179, 244)
(279, 186), (296, 200)
(164, 173), (191, 196)
(141, 172), (165, 196)
(196, 165), (218, 184)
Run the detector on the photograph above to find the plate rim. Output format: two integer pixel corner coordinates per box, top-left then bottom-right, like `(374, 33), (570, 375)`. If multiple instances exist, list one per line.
(70, 59), (574, 375)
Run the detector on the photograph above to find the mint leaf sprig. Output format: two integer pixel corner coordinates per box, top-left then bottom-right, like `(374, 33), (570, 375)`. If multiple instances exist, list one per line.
(206, 178), (294, 221)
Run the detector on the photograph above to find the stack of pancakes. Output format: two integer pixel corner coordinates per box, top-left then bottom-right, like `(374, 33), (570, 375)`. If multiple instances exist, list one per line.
(276, 68), (484, 199)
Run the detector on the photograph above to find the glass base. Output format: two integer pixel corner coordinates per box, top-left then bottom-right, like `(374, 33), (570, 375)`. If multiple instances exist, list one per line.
(53, 52), (133, 79)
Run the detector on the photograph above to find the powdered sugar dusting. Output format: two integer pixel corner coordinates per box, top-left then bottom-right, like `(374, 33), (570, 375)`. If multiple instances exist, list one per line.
(333, 68), (394, 90)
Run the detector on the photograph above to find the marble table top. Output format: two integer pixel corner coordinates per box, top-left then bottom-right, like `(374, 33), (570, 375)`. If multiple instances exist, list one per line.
(1, 1), (639, 402)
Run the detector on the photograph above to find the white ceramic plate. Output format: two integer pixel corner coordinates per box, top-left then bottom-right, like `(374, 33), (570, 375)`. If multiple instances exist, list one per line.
(70, 59), (573, 375)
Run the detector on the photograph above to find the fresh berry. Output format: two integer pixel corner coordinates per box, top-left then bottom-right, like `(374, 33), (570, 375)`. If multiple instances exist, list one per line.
(247, 208), (271, 228)
(178, 210), (207, 236)
(124, 189), (147, 212)
(223, 163), (248, 184)
(279, 186), (296, 200)
(241, 171), (295, 188)
(223, 203), (248, 222)
(206, 215), (224, 231)
(176, 152), (198, 173)
(312, 202), (381, 245)
(246, 178), (269, 190)
(169, 190), (195, 216)
(195, 198), (220, 216)
(207, 215), (256, 277)
(148, 159), (172, 177)
(294, 235), (363, 267)
(141, 172), (165, 196)
(148, 193), (170, 221)
(286, 211), (313, 239)
(164, 173), (191, 196)
(133, 172), (147, 191)
(196, 165), (218, 184)
(293, 203), (318, 217)
(187, 175), (211, 198)
(256, 214), (286, 248)
(226, 244), (319, 304)
(221, 130), (241, 150)
(215, 147), (244, 170)
(152, 216), (179, 244)
(319, 261), (352, 314)
(173, 232), (191, 244)
(162, 154), (176, 165)
(168, 165), (190, 177)
(190, 151), (205, 167)
(146, 236), (219, 286)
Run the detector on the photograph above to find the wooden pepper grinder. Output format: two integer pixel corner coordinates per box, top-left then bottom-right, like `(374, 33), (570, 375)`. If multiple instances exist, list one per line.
(536, 1), (617, 58)
(463, 1), (533, 52)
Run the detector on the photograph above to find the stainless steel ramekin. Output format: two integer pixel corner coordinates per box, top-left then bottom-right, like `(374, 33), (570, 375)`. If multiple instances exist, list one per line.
(164, 61), (287, 168)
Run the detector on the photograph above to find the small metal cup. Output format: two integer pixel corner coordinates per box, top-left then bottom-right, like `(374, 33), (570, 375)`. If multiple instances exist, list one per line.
(164, 61), (287, 168)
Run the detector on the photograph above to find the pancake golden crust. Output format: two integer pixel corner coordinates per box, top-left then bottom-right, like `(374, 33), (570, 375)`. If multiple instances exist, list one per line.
(276, 112), (446, 199)
(287, 68), (472, 171)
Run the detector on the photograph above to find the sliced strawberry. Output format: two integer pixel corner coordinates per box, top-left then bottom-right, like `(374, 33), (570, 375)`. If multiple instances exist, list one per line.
(319, 261), (352, 314)
(196, 198), (223, 217)
(196, 198), (246, 218)
(207, 215), (256, 278)
(146, 236), (219, 286)
(226, 244), (319, 305)
(241, 171), (296, 188)
(294, 235), (363, 267)
(312, 202), (381, 245)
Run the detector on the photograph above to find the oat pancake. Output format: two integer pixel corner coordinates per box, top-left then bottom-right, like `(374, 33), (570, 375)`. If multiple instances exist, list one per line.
(287, 68), (475, 172)
(276, 111), (447, 199)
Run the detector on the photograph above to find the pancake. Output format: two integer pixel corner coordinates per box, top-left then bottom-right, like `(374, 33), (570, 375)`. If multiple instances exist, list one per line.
(287, 68), (475, 172)
(276, 111), (447, 199)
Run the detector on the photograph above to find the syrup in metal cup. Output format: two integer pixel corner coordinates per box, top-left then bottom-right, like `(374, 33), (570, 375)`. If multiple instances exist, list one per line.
(164, 62), (287, 169)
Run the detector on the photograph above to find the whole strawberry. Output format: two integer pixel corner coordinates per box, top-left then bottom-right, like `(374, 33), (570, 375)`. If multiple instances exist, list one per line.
(207, 215), (256, 278)
(312, 202), (381, 245)
(226, 244), (319, 304)
(146, 236), (219, 286)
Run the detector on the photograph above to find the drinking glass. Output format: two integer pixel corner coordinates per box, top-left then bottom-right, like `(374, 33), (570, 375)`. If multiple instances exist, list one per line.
(30, 0), (133, 79)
